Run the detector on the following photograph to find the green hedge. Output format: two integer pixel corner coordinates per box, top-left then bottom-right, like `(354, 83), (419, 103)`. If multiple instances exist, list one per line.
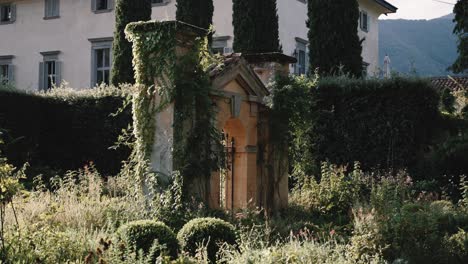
(0, 87), (131, 179)
(307, 77), (441, 174)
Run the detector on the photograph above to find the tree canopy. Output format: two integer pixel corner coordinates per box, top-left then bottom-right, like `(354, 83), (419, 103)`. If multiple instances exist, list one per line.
(307, 0), (363, 77)
(176, 0), (214, 30)
(110, 0), (151, 86)
(232, 0), (281, 53)
(450, 0), (468, 74)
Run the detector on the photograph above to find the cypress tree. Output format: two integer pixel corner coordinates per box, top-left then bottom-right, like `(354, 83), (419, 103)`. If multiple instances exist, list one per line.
(110, 0), (151, 86)
(176, 0), (214, 30)
(233, 0), (281, 53)
(307, 0), (363, 77)
(449, 0), (468, 74)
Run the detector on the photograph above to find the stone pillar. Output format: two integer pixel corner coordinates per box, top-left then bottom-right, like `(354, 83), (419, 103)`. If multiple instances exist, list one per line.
(244, 52), (296, 214)
(128, 21), (207, 187)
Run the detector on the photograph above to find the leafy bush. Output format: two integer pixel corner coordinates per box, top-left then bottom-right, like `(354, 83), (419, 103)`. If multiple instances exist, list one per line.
(0, 85), (132, 179)
(117, 220), (179, 259)
(377, 200), (467, 263)
(177, 217), (237, 263)
(445, 229), (468, 263)
(290, 162), (364, 221)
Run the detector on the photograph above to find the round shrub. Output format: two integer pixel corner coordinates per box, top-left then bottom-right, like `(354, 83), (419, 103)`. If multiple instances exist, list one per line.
(177, 217), (237, 263)
(117, 220), (179, 259)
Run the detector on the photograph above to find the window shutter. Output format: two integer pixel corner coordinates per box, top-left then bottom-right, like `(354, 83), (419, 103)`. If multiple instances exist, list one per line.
(39, 62), (45, 90)
(305, 50), (309, 75)
(55, 61), (62, 86)
(44, 0), (48, 17)
(91, 0), (96, 12)
(10, 4), (16, 22)
(7, 64), (14, 83)
(108, 0), (114, 10)
(367, 15), (371, 32)
(57, 0), (61, 16)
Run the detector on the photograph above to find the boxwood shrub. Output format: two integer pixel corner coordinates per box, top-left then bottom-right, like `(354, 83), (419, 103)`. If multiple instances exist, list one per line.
(117, 220), (179, 259)
(177, 217), (237, 263)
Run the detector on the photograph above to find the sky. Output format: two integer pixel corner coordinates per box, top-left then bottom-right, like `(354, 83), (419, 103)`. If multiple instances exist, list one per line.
(382, 0), (457, 20)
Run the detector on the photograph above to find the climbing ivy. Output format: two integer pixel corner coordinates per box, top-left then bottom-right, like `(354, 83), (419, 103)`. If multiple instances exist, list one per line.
(125, 21), (223, 199)
(125, 21), (177, 179)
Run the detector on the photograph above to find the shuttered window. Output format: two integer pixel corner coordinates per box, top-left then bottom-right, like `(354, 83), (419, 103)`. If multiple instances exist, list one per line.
(0, 3), (15, 24)
(89, 38), (112, 86)
(95, 48), (111, 85)
(92, 0), (114, 13)
(45, 0), (60, 18)
(360, 11), (370, 32)
(294, 38), (309, 75)
(39, 51), (61, 90)
(0, 56), (14, 85)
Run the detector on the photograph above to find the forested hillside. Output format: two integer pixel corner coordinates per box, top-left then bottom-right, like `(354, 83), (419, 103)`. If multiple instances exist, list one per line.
(379, 14), (458, 76)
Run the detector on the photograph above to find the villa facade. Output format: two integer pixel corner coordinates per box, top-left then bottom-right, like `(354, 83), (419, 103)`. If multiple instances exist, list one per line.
(0, 0), (396, 90)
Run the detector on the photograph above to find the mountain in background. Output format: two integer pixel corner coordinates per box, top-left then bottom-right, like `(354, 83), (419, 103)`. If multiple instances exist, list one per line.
(379, 14), (458, 77)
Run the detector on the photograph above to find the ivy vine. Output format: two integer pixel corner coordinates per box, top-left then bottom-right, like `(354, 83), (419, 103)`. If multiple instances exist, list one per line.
(125, 21), (223, 199)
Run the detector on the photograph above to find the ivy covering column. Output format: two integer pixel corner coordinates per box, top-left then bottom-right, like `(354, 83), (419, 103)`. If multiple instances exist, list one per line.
(125, 21), (222, 201)
(110, 0), (151, 86)
(232, 0), (281, 53)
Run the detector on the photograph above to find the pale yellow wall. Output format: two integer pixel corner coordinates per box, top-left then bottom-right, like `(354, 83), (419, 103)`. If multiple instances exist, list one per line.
(0, 0), (115, 90)
(0, 0), (394, 90)
(359, 0), (389, 76)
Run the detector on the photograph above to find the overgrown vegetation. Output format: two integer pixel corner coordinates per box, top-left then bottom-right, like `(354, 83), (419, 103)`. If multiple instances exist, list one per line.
(125, 21), (223, 201)
(1, 153), (467, 263)
(2, 10), (467, 262)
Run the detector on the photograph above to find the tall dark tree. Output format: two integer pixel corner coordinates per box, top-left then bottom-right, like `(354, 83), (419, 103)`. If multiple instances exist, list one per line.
(450, 0), (468, 74)
(110, 0), (151, 86)
(307, 0), (363, 77)
(233, 0), (281, 53)
(176, 0), (214, 29)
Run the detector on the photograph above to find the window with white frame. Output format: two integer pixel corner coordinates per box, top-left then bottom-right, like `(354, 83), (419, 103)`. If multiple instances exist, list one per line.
(294, 38), (308, 75)
(0, 3), (15, 24)
(39, 51), (61, 90)
(44, 0), (59, 19)
(92, 0), (113, 13)
(360, 11), (370, 32)
(89, 38), (112, 86)
(212, 36), (232, 54)
(0, 56), (14, 85)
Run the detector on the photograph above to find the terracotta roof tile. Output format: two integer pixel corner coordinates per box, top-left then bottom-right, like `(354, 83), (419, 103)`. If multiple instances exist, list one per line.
(431, 76), (468, 91)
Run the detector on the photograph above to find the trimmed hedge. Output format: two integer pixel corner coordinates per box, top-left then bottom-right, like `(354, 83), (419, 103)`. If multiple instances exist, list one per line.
(0, 87), (131, 179)
(307, 77), (441, 174)
(117, 220), (179, 259)
(177, 217), (237, 263)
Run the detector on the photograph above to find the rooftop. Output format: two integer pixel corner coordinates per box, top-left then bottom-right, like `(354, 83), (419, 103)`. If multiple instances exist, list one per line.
(374, 0), (398, 13)
(431, 76), (468, 91)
